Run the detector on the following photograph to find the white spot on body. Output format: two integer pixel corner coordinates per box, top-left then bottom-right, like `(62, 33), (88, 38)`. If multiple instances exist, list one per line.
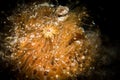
(75, 40), (81, 44)
(19, 37), (26, 43)
(92, 66), (95, 69)
(81, 56), (85, 60)
(57, 15), (68, 22)
(80, 64), (83, 67)
(55, 75), (59, 79)
(40, 2), (54, 7)
(71, 63), (76, 67)
(32, 56), (37, 59)
(56, 6), (69, 16)
(30, 34), (35, 39)
(18, 61), (21, 64)
(66, 72), (70, 75)
(31, 42), (35, 46)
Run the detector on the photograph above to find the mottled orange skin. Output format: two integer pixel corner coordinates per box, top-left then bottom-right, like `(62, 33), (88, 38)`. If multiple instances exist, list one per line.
(5, 3), (100, 80)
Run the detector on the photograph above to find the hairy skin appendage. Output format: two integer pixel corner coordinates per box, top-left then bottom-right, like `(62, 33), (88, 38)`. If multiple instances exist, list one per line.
(0, 2), (101, 80)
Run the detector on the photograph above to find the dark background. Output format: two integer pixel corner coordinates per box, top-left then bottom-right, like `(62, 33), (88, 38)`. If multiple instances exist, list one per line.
(0, 0), (119, 80)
